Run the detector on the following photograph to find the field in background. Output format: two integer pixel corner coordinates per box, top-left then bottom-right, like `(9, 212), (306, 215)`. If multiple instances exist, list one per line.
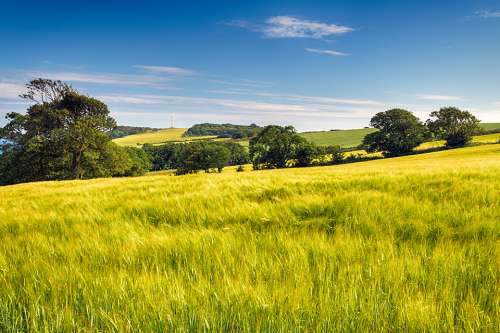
(481, 122), (500, 131)
(0, 144), (498, 331)
(113, 128), (217, 146)
(112, 124), (500, 149)
(299, 128), (377, 147)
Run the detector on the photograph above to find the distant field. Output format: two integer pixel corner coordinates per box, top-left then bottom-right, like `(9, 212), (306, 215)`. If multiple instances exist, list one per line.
(113, 128), (187, 146)
(481, 122), (500, 131)
(0, 144), (499, 331)
(300, 123), (500, 148)
(113, 128), (217, 146)
(113, 123), (500, 148)
(299, 128), (377, 147)
(417, 132), (500, 150)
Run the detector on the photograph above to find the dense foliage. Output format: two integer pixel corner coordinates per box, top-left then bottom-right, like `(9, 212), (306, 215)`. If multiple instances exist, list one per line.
(0, 79), (150, 185)
(426, 107), (480, 147)
(108, 125), (160, 139)
(185, 123), (262, 139)
(143, 141), (249, 173)
(249, 125), (322, 169)
(363, 109), (428, 156)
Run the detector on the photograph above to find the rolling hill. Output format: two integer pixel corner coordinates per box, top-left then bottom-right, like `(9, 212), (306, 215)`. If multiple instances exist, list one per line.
(0, 144), (498, 331)
(113, 123), (500, 149)
(112, 128), (219, 146)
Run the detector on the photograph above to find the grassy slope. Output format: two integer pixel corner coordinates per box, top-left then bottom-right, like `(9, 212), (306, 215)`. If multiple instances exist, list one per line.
(299, 128), (377, 147)
(300, 123), (500, 147)
(1, 144), (499, 331)
(481, 122), (500, 131)
(113, 128), (188, 146)
(113, 128), (217, 147)
(112, 123), (500, 148)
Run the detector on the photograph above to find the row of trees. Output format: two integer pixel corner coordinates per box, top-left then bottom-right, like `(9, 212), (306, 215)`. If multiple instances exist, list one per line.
(249, 125), (343, 169)
(184, 123), (262, 139)
(0, 78), (485, 184)
(363, 108), (480, 156)
(143, 141), (249, 174)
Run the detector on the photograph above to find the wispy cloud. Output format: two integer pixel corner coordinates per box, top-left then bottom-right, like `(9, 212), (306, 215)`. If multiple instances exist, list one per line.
(100, 94), (318, 112)
(473, 10), (500, 18)
(0, 82), (25, 99)
(29, 71), (172, 89)
(416, 94), (464, 101)
(133, 65), (198, 76)
(305, 48), (348, 56)
(225, 16), (353, 39)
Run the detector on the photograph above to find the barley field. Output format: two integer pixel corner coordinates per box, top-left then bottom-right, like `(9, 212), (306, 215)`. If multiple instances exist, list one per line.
(0, 144), (499, 331)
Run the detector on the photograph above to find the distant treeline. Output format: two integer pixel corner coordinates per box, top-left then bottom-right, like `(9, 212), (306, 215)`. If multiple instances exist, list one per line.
(0, 78), (490, 185)
(108, 125), (160, 139)
(184, 123), (262, 139)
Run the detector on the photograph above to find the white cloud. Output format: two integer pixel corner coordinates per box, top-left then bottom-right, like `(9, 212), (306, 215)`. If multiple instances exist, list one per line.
(225, 16), (353, 39)
(29, 71), (171, 88)
(263, 16), (353, 39)
(0, 82), (25, 99)
(473, 10), (500, 18)
(305, 48), (348, 56)
(100, 94), (318, 112)
(494, 102), (500, 107)
(133, 65), (198, 76)
(416, 94), (464, 101)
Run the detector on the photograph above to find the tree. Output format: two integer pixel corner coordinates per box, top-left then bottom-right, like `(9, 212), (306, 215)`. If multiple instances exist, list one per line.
(362, 109), (427, 156)
(223, 142), (249, 166)
(426, 107), (480, 147)
(249, 125), (304, 169)
(176, 142), (230, 174)
(0, 79), (121, 184)
(295, 140), (321, 167)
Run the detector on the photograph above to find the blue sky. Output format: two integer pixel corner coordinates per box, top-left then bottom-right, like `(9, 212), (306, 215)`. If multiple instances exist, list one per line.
(0, 0), (499, 131)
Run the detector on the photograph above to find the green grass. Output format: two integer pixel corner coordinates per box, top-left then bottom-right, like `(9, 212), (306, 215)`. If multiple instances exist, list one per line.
(481, 123), (500, 131)
(112, 123), (500, 148)
(299, 128), (377, 147)
(113, 128), (217, 146)
(0, 144), (499, 331)
(300, 124), (500, 148)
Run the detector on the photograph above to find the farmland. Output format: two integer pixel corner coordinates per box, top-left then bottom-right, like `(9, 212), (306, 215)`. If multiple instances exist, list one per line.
(0, 144), (498, 331)
(112, 128), (217, 147)
(299, 128), (377, 147)
(113, 123), (500, 148)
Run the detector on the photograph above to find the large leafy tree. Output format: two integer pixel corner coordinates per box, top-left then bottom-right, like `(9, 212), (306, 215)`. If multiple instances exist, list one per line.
(362, 109), (427, 156)
(176, 142), (231, 174)
(249, 125), (306, 169)
(0, 79), (147, 185)
(426, 107), (480, 147)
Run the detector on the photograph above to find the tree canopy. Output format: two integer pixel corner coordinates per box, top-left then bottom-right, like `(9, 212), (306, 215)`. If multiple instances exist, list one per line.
(363, 109), (428, 156)
(426, 107), (480, 147)
(0, 79), (150, 185)
(249, 125), (317, 169)
(184, 123), (262, 139)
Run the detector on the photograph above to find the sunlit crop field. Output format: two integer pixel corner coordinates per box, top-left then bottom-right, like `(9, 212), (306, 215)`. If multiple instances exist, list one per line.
(113, 128), (217, 146)
(0, 144), (499, 331)
(299, 128), (377, 147)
